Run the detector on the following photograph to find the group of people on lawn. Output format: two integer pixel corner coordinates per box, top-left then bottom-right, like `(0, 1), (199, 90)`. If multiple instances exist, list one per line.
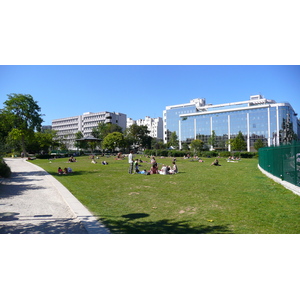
(128, 151), (178, 175)
(58, 152), (237, 176)
(58, 167), (73, 175)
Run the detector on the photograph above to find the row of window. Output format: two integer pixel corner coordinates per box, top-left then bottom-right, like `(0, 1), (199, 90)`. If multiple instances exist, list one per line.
(165, 105), (299, 145)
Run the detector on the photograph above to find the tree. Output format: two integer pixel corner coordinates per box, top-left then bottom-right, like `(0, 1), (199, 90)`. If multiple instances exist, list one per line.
(167, 131), (179, 149)
(0, 111), (11, 142)
(74, 131), (88, 150)
(125, 124), (150, 149)
(254, 139), (265, 151)
(229, 131), (247, 151)
(94, 122), (123, 140)
(34, 129), (59, 153)
(190, 139), (204, 154)
(102, 132), (125, 152)
(280, 114), (298, 144)
(2, 94), (44, 156)
(208, 130), (216, 150)
(0, 111), (12, 155)
(181, 142), (190, 151)
(152, 139), (166, 150)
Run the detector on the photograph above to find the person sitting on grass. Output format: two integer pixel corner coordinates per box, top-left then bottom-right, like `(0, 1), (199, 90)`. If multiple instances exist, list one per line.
(169, 161), (178, 174)
(58, 167), (63, 175)
(159, 164), (169, 175)
(150, 156), (157, 166)
(68, 156), (77, 163)
(139, 169), (150, 175)
(211, 159), (221, 166)
(150, 163), (159, 174)
(134, 159), (140, 173)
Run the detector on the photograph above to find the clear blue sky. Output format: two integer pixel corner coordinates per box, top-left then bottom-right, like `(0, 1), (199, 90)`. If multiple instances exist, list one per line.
(0, 65), (299, 126)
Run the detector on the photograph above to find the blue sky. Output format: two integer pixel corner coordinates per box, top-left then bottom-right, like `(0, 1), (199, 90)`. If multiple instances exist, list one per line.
(1, 65), (299, 126)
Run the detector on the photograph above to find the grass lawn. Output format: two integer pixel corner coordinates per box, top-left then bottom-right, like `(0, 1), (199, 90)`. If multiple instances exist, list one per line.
(30, 155), (300, 234)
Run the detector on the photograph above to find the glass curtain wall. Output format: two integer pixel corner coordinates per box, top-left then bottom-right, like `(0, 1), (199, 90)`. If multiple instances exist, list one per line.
(166, 103), (299, 151)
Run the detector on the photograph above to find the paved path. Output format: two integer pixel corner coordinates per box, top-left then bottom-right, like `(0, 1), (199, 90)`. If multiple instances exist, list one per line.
(0, 158), (110, 234)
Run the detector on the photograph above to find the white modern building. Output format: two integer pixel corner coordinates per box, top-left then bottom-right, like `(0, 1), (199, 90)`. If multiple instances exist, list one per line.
(163, 95), (300, 151)
(52, 111), (127, 150)
(127, 117), (136, 128)
(135, 116), (163, 140)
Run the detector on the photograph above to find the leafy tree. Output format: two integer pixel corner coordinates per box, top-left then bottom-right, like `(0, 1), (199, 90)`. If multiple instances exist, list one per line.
(102, 132), (125, 152)
(181, 142), (190, 151)
(151, 139), (166, 150)
(229, 131), (247, 151)
(74, 131), (88, 150)
(58, 135), (69, 151)
(167, 131), (179, 148)
(94, 122), (123, 140)
(2, 94), (44, 156)
(0, 111), (11, 143)
(190, 139), (204, 154)
(35, 129), (59, 153)
(208, 130), (216, 149)
(125, 124), (150, 149)
(0, 111), (13, 155)
(254, 139), (265, 151)
(280, 115), (298, 144)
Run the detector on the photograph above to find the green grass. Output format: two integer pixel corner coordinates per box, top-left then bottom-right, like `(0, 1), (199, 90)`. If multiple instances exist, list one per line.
(30, 155), (300, 234)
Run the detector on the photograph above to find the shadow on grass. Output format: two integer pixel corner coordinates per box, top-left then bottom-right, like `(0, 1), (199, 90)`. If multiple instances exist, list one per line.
(121, 213), (150, 220)
(48, 170), (97, 177)
(99, 216), (232, 234)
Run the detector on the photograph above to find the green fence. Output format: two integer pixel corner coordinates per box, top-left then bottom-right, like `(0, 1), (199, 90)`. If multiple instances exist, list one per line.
(259, 142), (300, 187)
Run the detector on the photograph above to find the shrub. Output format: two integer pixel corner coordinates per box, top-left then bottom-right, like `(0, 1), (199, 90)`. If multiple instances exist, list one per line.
(233, 151), (241, 158)
(36, 154), (52, 159)
(167, 150), (186, 157)
(144, 149), (172, 157)
(240, 152), (257, 158)
(218, 151), (231, 157)
(0, 159), (11, 178)
(200, 151), (218, 157)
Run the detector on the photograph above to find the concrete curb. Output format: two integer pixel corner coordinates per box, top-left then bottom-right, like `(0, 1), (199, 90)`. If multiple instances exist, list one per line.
(258, 164), (300, 197)
(26, 160), (110, 234)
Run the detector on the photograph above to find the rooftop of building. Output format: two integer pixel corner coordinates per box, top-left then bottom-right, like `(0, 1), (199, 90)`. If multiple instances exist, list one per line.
(165, 95), (296, 116)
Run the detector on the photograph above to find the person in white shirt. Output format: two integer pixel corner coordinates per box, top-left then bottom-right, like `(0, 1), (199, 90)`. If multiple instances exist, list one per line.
(128, 151), (134, 174)
(159, 164), (168, 175)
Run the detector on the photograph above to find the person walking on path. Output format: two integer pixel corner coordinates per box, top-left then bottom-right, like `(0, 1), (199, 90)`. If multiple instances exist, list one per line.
(128, 151), (134, 174)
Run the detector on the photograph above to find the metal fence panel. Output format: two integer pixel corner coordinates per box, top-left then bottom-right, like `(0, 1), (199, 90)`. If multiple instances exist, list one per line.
(259, 142), (300, 187)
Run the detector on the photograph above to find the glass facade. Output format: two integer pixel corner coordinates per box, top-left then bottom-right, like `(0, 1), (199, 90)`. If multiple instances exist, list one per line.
(164, 97), (300, 151)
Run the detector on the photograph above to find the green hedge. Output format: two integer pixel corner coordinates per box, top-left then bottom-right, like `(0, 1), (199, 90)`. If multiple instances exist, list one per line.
(239, 152), (257, 158)
(144, 149), (188, 157)
(200, 151), (218, 157)
(143, 149), (258, 158)
(36, 154), (52, 159)
(218, 151), (231, 157)
(0, 159), (11, 178)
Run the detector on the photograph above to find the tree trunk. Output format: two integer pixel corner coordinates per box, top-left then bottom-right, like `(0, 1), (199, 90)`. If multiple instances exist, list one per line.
(21, 135), (27, 157)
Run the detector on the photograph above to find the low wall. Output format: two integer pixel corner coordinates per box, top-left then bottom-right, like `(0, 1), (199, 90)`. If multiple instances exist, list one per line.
(258, 164), (300, 197)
